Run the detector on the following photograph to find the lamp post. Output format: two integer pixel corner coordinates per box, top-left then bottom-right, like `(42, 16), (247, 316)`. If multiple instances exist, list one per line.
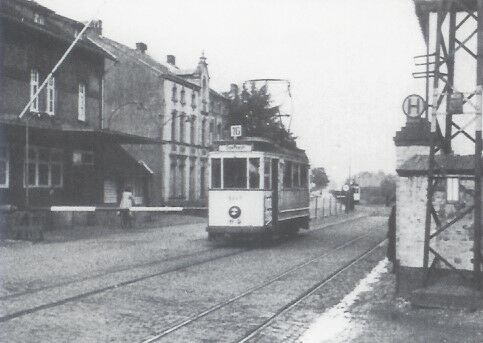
(104, 101), (147, 130)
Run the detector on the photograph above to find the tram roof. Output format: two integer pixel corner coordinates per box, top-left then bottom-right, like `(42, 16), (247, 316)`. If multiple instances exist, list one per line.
(413, 0), (477, 43)
(214, 137), (309, 164)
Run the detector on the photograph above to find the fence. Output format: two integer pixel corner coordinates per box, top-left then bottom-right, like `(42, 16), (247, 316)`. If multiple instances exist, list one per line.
(310, 195), (346, 220)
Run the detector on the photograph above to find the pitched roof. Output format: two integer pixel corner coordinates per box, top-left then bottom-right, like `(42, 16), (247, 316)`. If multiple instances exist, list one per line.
(1, 0), (114, 59)
(89, 35), (206, 90)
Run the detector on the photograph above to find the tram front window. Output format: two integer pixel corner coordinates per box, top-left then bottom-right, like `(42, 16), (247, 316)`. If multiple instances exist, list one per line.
(223, 158), (247, 189)
(211, 158), (221, 189)
(249, 158), (260, 189)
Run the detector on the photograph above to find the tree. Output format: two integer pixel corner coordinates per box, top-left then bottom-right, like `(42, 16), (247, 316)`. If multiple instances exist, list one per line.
(226, 83), (296, 147)
(310, 167), (330, 191)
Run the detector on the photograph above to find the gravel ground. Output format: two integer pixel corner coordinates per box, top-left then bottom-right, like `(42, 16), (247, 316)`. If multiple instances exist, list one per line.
(0, 212), (383, 342)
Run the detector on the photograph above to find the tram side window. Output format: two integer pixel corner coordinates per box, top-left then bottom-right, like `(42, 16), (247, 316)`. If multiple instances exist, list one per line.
(283, 161), (292, 188)
(301, 165), (308, 188)
(249, 158), (260, 189)
(264, 159), (271, 190)
(211, 158), (221, 189)
(223, 158), (247, 189)
(293, 164), (300, 187)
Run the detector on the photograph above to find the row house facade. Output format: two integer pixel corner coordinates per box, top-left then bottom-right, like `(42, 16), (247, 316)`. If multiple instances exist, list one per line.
(89, 33), (230, 206)
(0, 0), (152, 208)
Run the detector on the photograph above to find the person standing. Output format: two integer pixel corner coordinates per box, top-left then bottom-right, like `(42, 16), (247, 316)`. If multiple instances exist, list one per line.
(119, 186), (135, 229)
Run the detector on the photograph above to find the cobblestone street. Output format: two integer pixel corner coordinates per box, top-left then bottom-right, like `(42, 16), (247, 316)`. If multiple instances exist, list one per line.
(0, 213), (387, 342)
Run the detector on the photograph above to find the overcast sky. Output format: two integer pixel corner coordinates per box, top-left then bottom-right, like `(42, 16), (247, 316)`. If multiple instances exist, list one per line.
(37, 0), (427, 185)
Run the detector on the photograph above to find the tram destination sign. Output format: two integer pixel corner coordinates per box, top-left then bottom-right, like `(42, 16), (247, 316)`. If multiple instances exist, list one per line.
(219, 144), (253, 152)
(230, 125), (242, 138)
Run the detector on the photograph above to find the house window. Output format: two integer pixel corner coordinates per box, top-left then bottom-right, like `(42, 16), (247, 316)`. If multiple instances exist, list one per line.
(78, 83), (86, 121)
(24, 146), (63, 188)
(30, 69), (39, 112)
(179, 113), (185, 143)
(172, 84), (178, 102)
(447, 178), (460, 202)
(46, 77), (55, 115)
(34, 13), (45, 25)
(217, 123), (222, 140)
(209, 121), (214, 145)
(171, 111), (177, 142)
(190, 119), (195, 145)
(0, 145), (9, 188)
(180, 88), (186, 105)
(72, 150), (94, 165)
(169, 157), (177, 198)
(103, 179), (118, 204)
(191, 91), (196, 109)
(179, 160), (186, 199)
(201, 118), (206, 146)
(200, 163), (206, 198)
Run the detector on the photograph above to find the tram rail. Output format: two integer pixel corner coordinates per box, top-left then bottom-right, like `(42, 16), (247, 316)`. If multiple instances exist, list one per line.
(140, 229), (383, 343)
(0, 215), (368, 325)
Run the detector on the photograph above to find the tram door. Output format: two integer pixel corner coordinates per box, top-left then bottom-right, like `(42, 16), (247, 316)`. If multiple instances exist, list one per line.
(271, 159), (279, 227)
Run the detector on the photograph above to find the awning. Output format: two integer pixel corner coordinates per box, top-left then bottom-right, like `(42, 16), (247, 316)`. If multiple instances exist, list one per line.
(0, 120), (160, 145)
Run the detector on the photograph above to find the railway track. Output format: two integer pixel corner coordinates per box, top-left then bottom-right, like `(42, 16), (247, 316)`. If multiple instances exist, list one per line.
(1, 214), (365, 301)
(0, 215), (368, 324)
(236, 239), (386, 343)
(140, 229), (383, 343)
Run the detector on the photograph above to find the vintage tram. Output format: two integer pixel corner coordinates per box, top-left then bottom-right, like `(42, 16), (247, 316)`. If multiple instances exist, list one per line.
(207, 137), (310, 239)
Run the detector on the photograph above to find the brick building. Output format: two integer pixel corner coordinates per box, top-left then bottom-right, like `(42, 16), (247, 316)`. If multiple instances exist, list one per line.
(0, 0), (152, 208)
(89, 33), (230, 206)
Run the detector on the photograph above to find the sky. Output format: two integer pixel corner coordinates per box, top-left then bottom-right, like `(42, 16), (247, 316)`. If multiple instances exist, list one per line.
(36, 0), (427, 185)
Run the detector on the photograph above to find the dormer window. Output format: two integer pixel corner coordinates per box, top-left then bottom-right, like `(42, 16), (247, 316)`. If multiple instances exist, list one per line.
(34, 13), (45, 25)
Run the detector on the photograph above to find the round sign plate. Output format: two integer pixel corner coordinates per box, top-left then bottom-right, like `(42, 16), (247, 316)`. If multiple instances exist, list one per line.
(228, 206), (241, 219)
(342, 185), (350, 192)
(402, 94), (425, 118)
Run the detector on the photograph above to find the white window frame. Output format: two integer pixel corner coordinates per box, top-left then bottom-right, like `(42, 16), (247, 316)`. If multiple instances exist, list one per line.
(446, 177), (460, 202)
(46, 76), (55, 115)
(24, 146), (63, 188)
(78, 83), (86, 121)
(30, 69), (39, 112)
(0, 145), (9, 188)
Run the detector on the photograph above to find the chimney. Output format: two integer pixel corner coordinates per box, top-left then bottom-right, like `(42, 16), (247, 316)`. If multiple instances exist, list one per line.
(229, 83), (239, 99)
(167, 55), (176, 66)
(88, 20), (102, 35)
(136, 42), (147, 54)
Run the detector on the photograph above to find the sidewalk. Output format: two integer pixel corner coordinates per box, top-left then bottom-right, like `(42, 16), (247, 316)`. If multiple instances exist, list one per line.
(0, 218), (209, 298)
(298, 260), (483, 343)
(0, 213), (206, 245)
